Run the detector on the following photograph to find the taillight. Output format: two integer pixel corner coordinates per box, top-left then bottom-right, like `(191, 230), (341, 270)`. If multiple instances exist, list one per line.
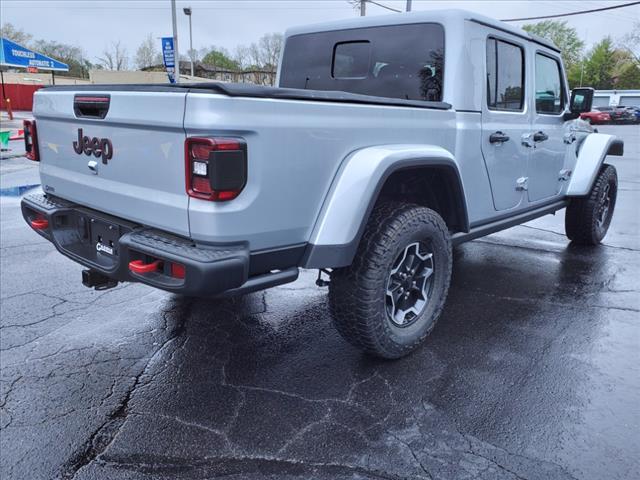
(170, 262), (185, 279)
(185, 137), (247, 201)
(23, 120), (39, 161)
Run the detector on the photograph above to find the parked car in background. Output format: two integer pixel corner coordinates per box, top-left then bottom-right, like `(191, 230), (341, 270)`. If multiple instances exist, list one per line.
(600, 106), (636, 124)
(580, 109), (611, 124)
(621, 105), (640, 123)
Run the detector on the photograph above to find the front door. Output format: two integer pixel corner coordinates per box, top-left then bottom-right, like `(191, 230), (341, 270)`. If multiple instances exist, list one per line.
(528, 52), (568, 202)
(481, 36), (531, 211)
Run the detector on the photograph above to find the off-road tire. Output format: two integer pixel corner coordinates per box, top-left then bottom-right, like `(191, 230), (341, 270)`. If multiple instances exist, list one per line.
(329, 202), (452, 359)
(565, 164), (617, 245)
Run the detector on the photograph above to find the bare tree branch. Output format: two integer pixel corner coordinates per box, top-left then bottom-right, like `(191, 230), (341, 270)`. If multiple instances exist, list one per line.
(98, 41), (129, 71)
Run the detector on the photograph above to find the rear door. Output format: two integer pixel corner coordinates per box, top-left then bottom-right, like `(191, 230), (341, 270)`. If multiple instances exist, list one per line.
(35, 89), (190, 236)
(527, 52), (568, 202)
(481, 36), (531, 211)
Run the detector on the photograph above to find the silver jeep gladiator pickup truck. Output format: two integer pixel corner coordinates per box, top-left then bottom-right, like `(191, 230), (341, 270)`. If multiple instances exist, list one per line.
(22, 10), (623, 358)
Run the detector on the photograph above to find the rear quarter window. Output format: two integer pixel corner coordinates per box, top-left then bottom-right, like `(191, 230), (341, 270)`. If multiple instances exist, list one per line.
(280, 23), (445, 102)
(333, 41), (371, 79)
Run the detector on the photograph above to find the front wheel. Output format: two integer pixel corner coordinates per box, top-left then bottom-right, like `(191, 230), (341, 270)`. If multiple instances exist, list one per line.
(329, 202), (452, 359)
(565, 164), (617, 245)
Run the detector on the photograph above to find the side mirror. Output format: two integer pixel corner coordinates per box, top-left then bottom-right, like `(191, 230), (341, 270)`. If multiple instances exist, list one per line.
(564, 87), (594, 120)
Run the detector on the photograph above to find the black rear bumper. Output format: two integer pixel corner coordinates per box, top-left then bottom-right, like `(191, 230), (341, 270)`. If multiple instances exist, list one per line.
(21, 193), (262, 296)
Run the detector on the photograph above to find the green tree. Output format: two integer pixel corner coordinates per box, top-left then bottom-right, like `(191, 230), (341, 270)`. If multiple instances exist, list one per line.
(612, 48), (640, 89)
(566, 62), (584, 89)
(522, 20), (584, 69)
(615, 63), (640, 89)
(582, 37), (617, 89)
(201, 48), (239, 70)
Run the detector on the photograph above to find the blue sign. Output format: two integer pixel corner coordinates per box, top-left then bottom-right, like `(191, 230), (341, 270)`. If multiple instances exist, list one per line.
(161, 37), (176, 84)
(0, 37), (69, 71)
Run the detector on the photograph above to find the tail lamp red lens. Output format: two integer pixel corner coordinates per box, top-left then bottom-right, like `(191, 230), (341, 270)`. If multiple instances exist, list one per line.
(23, 120), (39, 161)
(185, 137), (247, 201)
(170, 262), (185, 279)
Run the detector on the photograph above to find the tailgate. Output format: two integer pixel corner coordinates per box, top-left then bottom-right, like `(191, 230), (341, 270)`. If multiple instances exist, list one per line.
(34, 89), (190, 237)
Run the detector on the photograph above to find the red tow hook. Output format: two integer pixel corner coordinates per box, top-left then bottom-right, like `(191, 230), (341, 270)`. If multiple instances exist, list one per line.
(30, 218), (49, 230)
(128, 259), (162, 274)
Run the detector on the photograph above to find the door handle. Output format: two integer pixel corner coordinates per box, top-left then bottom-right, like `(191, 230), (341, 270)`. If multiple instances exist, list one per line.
(489, 131), (510, 144)
(533, 131), (548, 142)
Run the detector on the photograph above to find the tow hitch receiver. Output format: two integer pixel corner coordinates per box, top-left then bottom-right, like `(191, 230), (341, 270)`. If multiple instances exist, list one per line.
(82, 269), (118, 290)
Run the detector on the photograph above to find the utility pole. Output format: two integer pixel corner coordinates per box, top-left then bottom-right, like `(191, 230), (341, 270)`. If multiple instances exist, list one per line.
(360, 0), (366, 16)
(171, 0), (180, 82)
(184, 7), (194, 77)
(406, 0), (412, 12)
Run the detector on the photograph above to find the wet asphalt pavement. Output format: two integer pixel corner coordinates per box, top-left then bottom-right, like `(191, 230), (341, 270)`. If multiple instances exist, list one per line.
(1, 125), (639, 480)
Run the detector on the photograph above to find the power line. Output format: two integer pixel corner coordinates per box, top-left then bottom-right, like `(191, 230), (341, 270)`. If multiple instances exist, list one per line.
(558, 0), (632, 20)
(367, 0), (402, 13)
(501, 1), (640, 22)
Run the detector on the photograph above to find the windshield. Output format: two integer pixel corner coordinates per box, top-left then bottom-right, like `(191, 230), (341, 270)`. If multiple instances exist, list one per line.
(279, 23), (445, 102)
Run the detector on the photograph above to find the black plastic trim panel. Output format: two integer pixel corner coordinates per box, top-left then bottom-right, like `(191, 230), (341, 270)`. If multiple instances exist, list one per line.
(454, 200), (568, 245)
(249, 244), (307, 275)
(43, 82), (451, 110)
(607, 139), (624, 156)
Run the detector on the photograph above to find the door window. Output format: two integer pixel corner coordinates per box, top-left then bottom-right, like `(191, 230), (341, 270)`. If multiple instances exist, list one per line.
(486, 38), (525, 111)
(535, 54), (564, 114)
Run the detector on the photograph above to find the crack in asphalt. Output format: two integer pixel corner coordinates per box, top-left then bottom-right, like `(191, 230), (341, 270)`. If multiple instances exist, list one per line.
(386, 432), (434, 480)
(418, 401), (580, 480)
(95, 453), (411, 480)
(219, 349), (383, 410)
(58, 301), (191, 480)
(0, 375), (23, 409)
(0, 286), (154, 353)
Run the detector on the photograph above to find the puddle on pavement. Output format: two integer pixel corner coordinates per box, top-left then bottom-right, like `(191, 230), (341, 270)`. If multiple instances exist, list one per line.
(0, 184), (41, 197)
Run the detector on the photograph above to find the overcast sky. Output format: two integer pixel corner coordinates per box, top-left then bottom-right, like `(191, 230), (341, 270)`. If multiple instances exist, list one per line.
(2, 0), (639, 63)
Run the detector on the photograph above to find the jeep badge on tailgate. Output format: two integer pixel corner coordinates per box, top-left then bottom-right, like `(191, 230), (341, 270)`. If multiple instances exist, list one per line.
(72, 128), (113, 164)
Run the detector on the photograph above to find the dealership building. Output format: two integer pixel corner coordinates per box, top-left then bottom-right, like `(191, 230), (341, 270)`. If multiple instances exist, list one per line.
(593, 89), (640, 108)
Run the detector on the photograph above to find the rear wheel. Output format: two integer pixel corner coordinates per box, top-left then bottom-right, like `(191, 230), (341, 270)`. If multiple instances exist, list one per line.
(329, 202), (452, 359)
(565, 164), (617, 245)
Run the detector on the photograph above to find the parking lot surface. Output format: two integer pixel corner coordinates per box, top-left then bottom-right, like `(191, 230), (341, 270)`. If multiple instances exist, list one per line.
(1, 125), (638, 480)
